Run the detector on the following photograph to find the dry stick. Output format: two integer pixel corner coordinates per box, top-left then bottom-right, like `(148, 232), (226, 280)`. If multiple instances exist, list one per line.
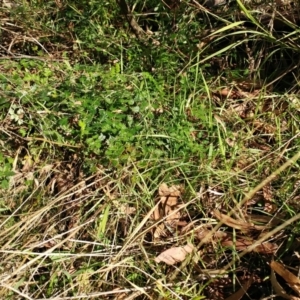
(196, 150), (300, 270)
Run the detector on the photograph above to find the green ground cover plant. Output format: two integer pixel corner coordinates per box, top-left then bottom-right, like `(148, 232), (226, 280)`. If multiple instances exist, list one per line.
(1, 0), (300, 299)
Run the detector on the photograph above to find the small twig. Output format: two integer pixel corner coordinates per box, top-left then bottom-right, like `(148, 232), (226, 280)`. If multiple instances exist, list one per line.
(0, 44), (16, 57)
(116, 0), (145, 39)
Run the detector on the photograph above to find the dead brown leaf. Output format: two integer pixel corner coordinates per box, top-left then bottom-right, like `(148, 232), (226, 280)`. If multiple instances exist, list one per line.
(264, 200), (278, 214)
(262, 183), (278, 213)
(39, 164), (54, 176)
(225, 137), (237, 147)
(246, 214), (283, 227)
(253, 119), (277, 134)
(270, 261), (300, 296)
(152, 183), (183, 240)
(21, 155), (34, 172)
(248, 140), (271, 151)
(214, 210), (266, 232)
(154, 243), (194, 265)
(222, 238), (277, 254)
(118, 204), (136, 215)
(231, 101), (254, 118)
(234, 153), (255, 171)
(153, 203), (161, 221)
(196, 228), (228, 243)
(234, 79), (263, 91)
(270, 268), (300, 300)
(224, 276), (253, 300)
(263, 183), (273, 201)
(153, 223), (166, 240)
(158, 183), (182, 198)
(217, 88), (240, 99)
(155, 183), (182, 219)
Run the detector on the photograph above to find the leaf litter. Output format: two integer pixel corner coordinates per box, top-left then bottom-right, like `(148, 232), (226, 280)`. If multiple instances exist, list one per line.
(154, 243), (194, 265)
(152, 183), (185, 240)
(270, 261), (300, 298)
(150, 177), (289, 298)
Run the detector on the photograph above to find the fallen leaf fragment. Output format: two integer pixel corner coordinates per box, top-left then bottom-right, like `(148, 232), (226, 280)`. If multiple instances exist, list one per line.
(224, 276), (253, 300)
(263, 183), (273, 201)
(196, 228), (227, 243)
(159, 183), (170, 196)
(154, 243), (194, 265)
(162, 195), (178, 206)
(264, 200), (278, 214)
(222, 239), (277, 254)
(22, 155), (34, 172)
(246, 214), (283, 227)
(270, 261), (300, 296)
(253, 241), (278, 254)
(158, 183), (182, 198)
(118, 204), (136, 215)
(153, 223), (166, 240)
(270, 268), (300, 300)
(39, 164), (54, 176)
(214, 210), (266, 232)
(152, 183), (183, 240)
